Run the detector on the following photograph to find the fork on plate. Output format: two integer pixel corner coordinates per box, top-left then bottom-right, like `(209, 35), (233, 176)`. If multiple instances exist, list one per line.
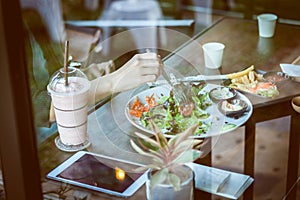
(161, 68), (189, 105)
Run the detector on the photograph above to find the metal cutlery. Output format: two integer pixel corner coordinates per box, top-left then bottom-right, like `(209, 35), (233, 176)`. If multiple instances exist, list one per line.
(148, 74), (228, 87)
(160, 68), (189, 104)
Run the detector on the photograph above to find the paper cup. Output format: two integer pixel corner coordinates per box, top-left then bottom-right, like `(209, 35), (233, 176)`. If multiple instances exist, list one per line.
(257, 13), (277, 38)
(202, 42), (225, 69)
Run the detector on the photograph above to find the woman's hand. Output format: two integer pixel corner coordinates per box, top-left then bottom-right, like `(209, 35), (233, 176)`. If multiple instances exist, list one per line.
(111, 52), (163, 93)
(88, 52), (163, 105)
(82, 60), (115, 80)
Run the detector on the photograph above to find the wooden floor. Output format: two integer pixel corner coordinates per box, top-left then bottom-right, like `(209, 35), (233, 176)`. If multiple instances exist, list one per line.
(211, 116), (300, 199)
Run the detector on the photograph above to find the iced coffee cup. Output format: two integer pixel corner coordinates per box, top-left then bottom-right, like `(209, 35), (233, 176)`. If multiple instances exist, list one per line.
(47, 66), (91, 152)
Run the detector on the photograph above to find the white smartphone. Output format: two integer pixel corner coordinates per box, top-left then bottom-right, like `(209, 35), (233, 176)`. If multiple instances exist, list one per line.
(46, 151), (148, 198)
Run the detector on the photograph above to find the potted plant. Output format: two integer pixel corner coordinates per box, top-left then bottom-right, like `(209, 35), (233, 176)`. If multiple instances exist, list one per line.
(130, 122), (203, 200)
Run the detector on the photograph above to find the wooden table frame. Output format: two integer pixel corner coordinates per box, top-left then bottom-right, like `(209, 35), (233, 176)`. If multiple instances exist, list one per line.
(244, 101), (300, 200)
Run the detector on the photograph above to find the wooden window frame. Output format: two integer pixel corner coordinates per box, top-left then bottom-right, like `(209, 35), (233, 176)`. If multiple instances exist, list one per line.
(0, 1), (43, 199)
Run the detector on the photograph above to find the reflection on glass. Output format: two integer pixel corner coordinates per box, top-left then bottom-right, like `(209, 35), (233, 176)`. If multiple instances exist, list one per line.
(56, 154), (141, 193)
(115, 167), (126, 181)
(98, 0), (166, 55)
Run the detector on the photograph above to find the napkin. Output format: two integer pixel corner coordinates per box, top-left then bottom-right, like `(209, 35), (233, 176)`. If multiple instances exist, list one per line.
(186, 163), (254, 199)
(280, 63), (300, 77)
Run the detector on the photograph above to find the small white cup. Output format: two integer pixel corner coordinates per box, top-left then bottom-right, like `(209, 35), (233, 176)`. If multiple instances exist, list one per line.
(257, 13), (277, 38)
(202, 42), (225, 69)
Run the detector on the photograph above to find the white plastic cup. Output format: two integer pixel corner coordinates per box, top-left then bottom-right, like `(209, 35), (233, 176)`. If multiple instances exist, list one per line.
(257, 13), (277, 38)
(54, 106), (87, 127)
(57, 122), (88, 145)
(48, 75), (90, 146)
(202, 42), (225, 69)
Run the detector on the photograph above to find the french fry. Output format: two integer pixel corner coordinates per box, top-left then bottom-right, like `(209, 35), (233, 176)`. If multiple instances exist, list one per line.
(255, 72), (263, 81)
(226, 65), (255, 79)
(228, 65), (257, 93)
(228, 65), (279, 97)
(241, 75), (250, 84)
(248, 71), (255, 82)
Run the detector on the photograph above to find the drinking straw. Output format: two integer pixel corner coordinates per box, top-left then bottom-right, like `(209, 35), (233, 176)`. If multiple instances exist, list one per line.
(64, 40), (69, 86)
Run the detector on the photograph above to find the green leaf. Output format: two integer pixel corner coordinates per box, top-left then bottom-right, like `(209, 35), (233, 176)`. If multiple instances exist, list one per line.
(172, 149), (202, 164)
(173, 123), (199, 147)
(148, 120), (168, 149)
(134, 132), (160, 149)
(222, 123), (236, 131)
(130, 140), (159, 157)
(167, 136), (177, 146)
(130, 140), (148, 154)
(138, 138), (159, 152)
(172, 139), (203, 156)
(149, 119), (162, 134)
(151, 156), (165, 167)
(150, 168), (168, 189)
(156, 131), (168, 149)
(168, 173), (181, 191)
(130, 140), (165, 165)
(147, 165), (162, 171)
(148, 149), (164, 160)
(132, 164), (162, 173)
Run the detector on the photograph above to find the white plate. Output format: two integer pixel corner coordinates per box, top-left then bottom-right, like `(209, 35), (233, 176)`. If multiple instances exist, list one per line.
(125, 84), (253, 138)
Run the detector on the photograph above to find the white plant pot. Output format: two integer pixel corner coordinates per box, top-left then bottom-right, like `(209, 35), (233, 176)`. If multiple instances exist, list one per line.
(146, 165), (194, 200)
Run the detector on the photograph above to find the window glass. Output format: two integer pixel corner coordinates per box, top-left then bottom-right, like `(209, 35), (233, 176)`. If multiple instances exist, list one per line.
(16, 0), (300, 199)
(0, 158), (5, 199)
(20, 0), (198, 145)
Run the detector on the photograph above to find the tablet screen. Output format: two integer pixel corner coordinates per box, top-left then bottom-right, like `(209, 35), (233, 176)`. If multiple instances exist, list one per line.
(51, 153), (145, 193)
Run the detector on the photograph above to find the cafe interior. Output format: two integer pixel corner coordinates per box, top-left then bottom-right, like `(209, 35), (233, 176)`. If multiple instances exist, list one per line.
(1, 0), (300, 199)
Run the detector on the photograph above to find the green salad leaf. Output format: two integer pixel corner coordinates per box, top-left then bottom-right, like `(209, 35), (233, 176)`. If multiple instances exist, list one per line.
(141, 83), (212, 136)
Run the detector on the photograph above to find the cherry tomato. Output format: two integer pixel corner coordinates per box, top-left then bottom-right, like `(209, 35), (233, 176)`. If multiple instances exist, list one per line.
(178, 102), (194, 117)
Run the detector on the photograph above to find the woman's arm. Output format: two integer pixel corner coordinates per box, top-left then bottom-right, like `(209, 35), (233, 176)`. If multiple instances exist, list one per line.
(88, 52), (163, 105)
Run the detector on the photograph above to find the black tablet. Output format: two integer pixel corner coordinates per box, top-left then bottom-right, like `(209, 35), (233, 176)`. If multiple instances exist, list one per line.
(46, 151), (148, 197)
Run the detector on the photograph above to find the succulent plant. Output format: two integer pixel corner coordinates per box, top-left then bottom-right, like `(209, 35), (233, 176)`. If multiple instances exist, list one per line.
(130, 121), (203, 191)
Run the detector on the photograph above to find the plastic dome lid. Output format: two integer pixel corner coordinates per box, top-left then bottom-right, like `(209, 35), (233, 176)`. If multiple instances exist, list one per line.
(47, 67), (90, 94)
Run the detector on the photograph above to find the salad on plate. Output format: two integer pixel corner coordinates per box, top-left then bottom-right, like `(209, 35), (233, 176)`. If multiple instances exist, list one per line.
(126, 82), (240, 137)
